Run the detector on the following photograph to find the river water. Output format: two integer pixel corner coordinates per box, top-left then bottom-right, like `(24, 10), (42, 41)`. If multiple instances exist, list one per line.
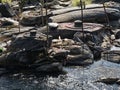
(0, 59), (120, 90)
(0, 46), (120, 90)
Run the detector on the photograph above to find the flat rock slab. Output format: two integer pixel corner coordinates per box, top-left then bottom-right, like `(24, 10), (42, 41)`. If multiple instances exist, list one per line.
(49, 8), (120, 23)
(58, 22), (104, 32)
(39, 22), (104, 39)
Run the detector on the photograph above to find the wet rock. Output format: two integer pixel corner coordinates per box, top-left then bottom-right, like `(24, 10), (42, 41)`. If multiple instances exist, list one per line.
(36, 62), (63, 72)
(96, 77), (119, 84)
(87, 60), (120, 84)
(102, 50), (120, 63)
(66, 54), (93, 65)
(33, 80), (39, 84)
(116, 79), (120, 85)
(0, 3), (15, 17)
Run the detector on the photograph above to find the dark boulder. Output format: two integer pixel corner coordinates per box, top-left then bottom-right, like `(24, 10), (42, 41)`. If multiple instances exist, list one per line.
(115, 30), (120, 39)
(36, 62), (63, 72)
(0, 3), (15, 17)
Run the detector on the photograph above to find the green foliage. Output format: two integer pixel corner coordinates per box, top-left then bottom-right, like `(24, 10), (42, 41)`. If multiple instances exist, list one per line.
(72, 0), (93, 6)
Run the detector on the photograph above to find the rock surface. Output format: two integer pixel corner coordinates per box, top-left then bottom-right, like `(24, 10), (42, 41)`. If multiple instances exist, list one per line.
(50, 38), (93, 65)
(49, 8), (120, 23)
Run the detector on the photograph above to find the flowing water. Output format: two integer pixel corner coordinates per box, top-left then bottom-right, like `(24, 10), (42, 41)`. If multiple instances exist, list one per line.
(0, 59), (120, 90)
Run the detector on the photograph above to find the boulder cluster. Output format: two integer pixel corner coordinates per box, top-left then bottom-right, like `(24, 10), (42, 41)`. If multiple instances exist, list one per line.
(0, 0), (119, 80)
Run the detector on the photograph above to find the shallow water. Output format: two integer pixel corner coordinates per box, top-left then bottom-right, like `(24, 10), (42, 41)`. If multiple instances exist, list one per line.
(110, 46), (120, 51)
(0, 60), (120, 90)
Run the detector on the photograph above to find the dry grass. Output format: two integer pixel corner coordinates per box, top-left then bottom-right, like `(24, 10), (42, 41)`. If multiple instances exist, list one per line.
(1, 0), (12, 3)
(72, 0), (93, 6)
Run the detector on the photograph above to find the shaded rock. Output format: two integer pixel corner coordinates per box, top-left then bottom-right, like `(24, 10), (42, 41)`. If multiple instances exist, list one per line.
(50, 38), (93, 66)
(0, 3), (15, 17)
(93, 0), (120, 3)
(116, 79), (120, 85)
(45, 0), (72, 9)
(0, 18), (19, 27)
(36, 62), (63, 72)
(113, 39), (120, 47)
(66, 54), (93, 65)
(73, 22), (105, 44)
(49, 47), (69, 62)
(104, 1), (120, 10)
(72, 24), (111, 59)
(7, 31), (52, 52)
(96, 77), (119, 84)
(115, 30), (120, 39)
(88, 44), (104, 60)
(102, 50), (120, 63)
(20, 10), (49, 26)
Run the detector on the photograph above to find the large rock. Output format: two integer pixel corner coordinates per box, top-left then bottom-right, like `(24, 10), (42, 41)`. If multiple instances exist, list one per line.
(0, 3), (15, 17)
(49, 38), (93, 65)
(115, 30), (120, 39)
(36, 62), (63, 72)
(102, 50), (120, 63)
(20, 10), (48, 26)
(93, 0), (120, 3)
(0, 18), (19, 27)
(49, 8), (120, 23)
(7, 31), (52, 52)
(104, 1), (120, 10)
(0, 31), (51, 66)
(39, 22), (105, 39)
